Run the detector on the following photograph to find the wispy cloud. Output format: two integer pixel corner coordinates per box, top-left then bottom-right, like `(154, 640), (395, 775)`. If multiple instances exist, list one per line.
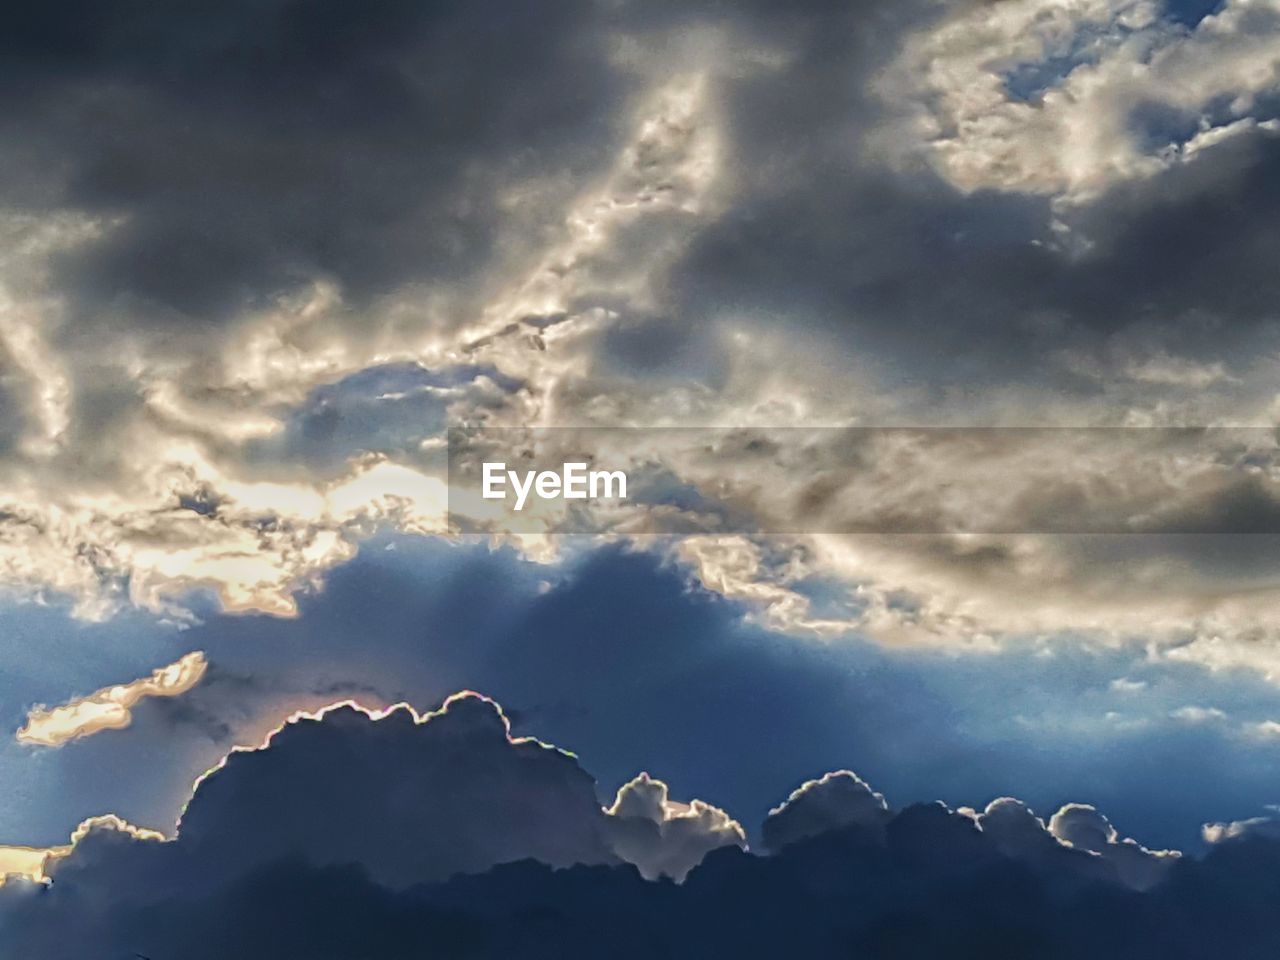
(17, 652), (208, 747)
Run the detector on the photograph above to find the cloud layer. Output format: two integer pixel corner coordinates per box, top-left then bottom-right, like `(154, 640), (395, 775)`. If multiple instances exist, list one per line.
(0, 0), (1273, 682)
(3, 688), (1277, 959)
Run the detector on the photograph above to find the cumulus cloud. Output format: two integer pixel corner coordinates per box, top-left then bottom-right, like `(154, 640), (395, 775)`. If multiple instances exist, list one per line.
(762, 770), (891, 851)
(0, 814), (161, 887)
(17, 651), (208, 747)
(970, 797), (1068, 860)
(761, 773), (1177, 892)
(603, 772), (746, 881)
(134, 691), (743, 888)
(9, 694), (1277, 959)
(1049, 802), (1179, 890)
(169, 692), (618, 888)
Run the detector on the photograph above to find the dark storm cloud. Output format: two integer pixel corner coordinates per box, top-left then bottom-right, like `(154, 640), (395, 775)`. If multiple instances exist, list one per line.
(337, 0), (1249, 399)
(10, 832), (1278, 960)
(0, 0), (935, 332)
(4, 692), (1277, 960)
(1061, 130), (1280, 336)
(659, 71), (1280, 397)
(172, 692), (618, 889)
(16, 0), (1271, 389)
(0, 0), (632, 325)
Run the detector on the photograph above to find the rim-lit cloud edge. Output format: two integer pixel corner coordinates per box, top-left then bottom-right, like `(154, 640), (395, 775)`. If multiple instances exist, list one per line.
(16, 651), (207, 747)
(8, 687), (1279, 957)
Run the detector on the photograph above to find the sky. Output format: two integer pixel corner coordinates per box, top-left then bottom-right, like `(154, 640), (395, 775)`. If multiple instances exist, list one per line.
(2, 0), (1280, 955)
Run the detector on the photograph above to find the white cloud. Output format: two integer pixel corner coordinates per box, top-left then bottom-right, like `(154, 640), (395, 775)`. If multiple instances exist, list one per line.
(17, 652), (208, 747)
(1111, 677), (1148, 693)
(1049, 802), (1179, 890)
(1203, 812), (1280, 843)
(604, 772), (746, 881)
(1164, 636), (1280, 685)
(1242, 719), (1280, 741)
(881, 0), (1280, 201)
(1170, 705), (1227, 724)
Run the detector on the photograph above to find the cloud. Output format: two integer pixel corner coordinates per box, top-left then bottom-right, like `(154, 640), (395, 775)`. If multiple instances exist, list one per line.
(883, 0), (1280, 201)
(0, 0), (1274, 701)
(1203, 812), (1280, 843)
(10, 693), (1280, 959)
(1170, 704), (1227, 724)
(1242, 718), (1280, 740)
(761, 774), (1182, 893)
(169, 692), (618, 889)
(603, 772), (746, 881)
(1048, 802), (1179, 890)
(1, 0), (631, 321)
(0, 1), (727, 622)
(762, 770), (891, 852)
(0, 690), (752, 922)
(4, 3), (1280, 948)
(0, 846), (59, 884)
(146, 690), (743, 888)
(1111, 677), (1148, 693)
(969, 796), (1073, 862)
(5, 824), (1266, 959)
(16, 651), (208, 747)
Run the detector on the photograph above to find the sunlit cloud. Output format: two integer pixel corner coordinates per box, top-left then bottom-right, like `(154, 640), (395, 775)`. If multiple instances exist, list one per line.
(0, 813), (161, 886)
(604, 771), (746, 881)
(0, 844), (63, 884)
(17, 651), (209, 747)
(0, 0), (1268, 693)
(881, 0), (1280, 203)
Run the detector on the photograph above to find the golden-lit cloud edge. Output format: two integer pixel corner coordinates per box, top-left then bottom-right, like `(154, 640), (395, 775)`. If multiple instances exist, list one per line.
(17, 651), (208, 747)
(6, 690), (749, 888)
(0, 815), (162, 886)
(176, 690), (577, 831)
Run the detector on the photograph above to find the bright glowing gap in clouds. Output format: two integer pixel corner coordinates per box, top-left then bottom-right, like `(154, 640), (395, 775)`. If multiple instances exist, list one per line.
(16, 651), (208, 747)
(0, 844), (63, 883)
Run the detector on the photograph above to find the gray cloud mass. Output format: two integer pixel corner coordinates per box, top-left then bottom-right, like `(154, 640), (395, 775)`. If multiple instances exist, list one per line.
(0, 0), (1275, 671)
(2, 688), (1274, 959)
(3, 3), (1280, 951)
